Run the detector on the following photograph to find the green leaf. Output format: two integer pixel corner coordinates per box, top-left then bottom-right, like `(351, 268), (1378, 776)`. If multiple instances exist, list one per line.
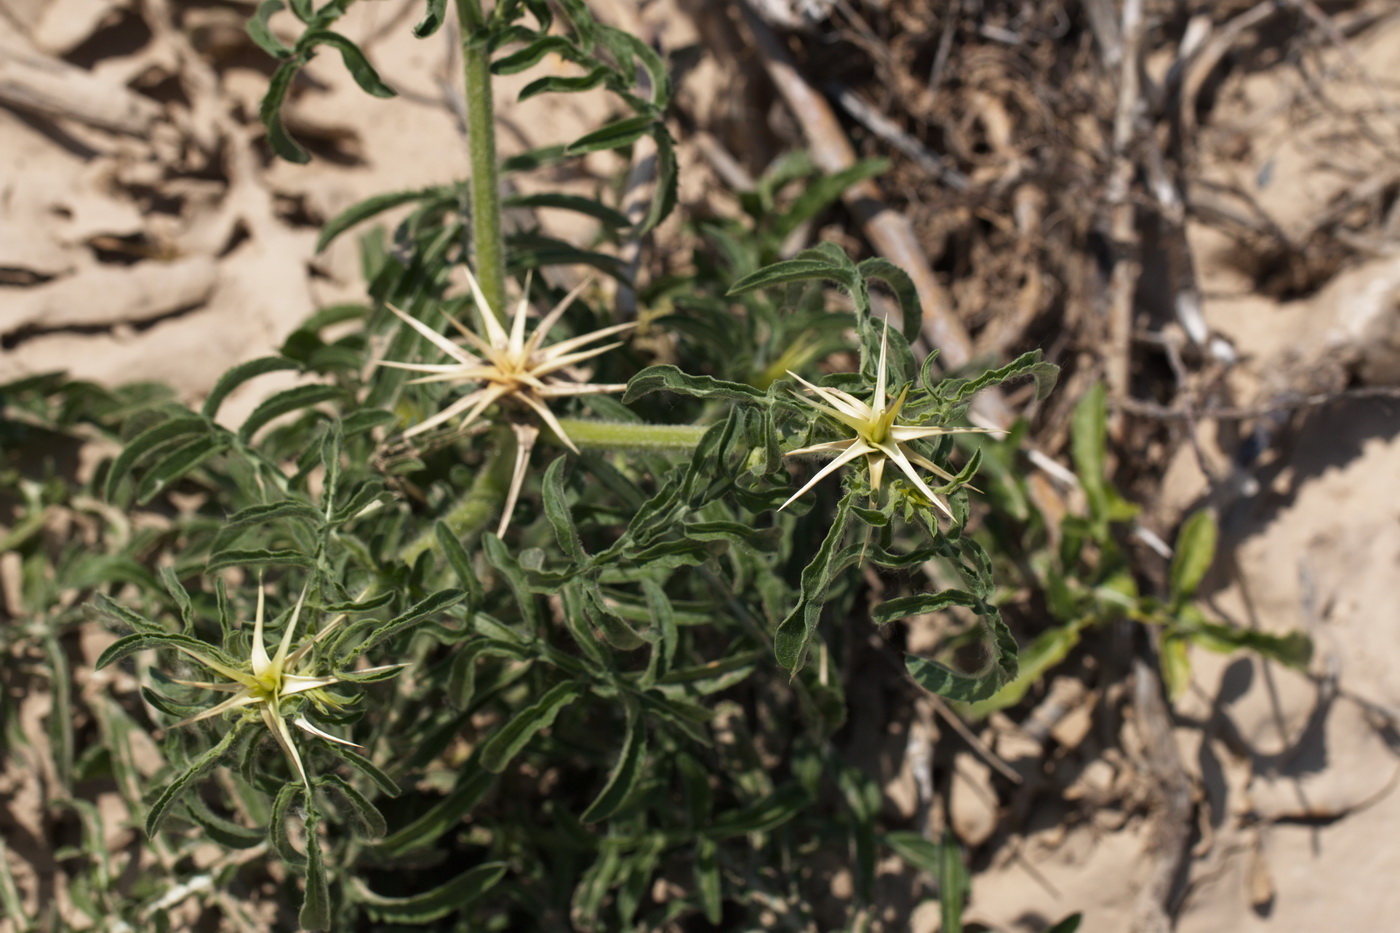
(260, 58), (309, 163)
(352, 863), (507, 923)
(694, 837), (722, 925)
(774, 159), (888, 241)
(727, 256), (854, 297)
(581, 696), (648, 823)
(183, 796), (264, 849)
(479, 680), (582, 773)
(492, 35), (581, 74)
(1070, 383), (1109, 520)
(206, 548), (315, 572)
(565, 115), (654, 155)
(858, 257), (923, 345)
(300, 31), (395, 98)
(201, 356), (300, 420)
(883, 830), (943, 875)
(1160, 635), (1192, 700)
(136, 434), (228, 503)
(1169, 510), (1218, 606)
(943, 349), (1059, 404)
(519, 65), (611, 101)
(637, 123), (679, 234)
(89, 593), (165, 636)
(342, 588), (466, 661)
(316, 186), (446, 252)
(247, 0), (293, 58)
(105, 415), (211, 501)
(435, 521), (484, 609)
(503, 191), (631, 229)
(965, 623), (1083, 718)
(542, 457), (586, 563)
(300, 807), (332, 932)
(158, 566), (194, 632)
(703, 784), (810, 838)
(271, 783), (307, 866)
(95, 631), (245, 677)
(1046, 914), (1084, 933)
(412, 0), (448, 37)
(373, 764), (494, 856)
(774, 491), (855, 672)
(146, 723), (245, 836)
(939, 832), (968, 933)
(317, 774), (386, 837)
(239, 384), (343, 441)
(337, 747), (401, 797)
(622, 364), (767, 404)
(1180, 617), (1313, 669)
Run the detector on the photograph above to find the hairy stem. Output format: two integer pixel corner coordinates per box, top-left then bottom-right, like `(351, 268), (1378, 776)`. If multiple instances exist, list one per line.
(455, 0), (507, 314)
(554, 418), (710, 453)
(399, 429), (515, 566)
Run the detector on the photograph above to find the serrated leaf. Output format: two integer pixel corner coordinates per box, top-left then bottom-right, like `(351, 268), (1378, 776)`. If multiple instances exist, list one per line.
(565, 115), (654, 155)
(637, 122), (679, 234)
(317, 773), (386, 837)
(316, 186), (447, 252)
(337, 747), (400, 797)
(412, 0), (448, 37)
(727, 252), (857, 297)
(943, 350), (1059, 404)
(239, 384), (342, 441)
(206, 548), (315, 572)
(373, 764), (494, 856)
(89, 593), (165, 636)
(542, 457), (586, 563)
(105, 415), (210, 501)
(260, 58), (309, 163)
(299, 31), (395, 98)
(858, 257), (924, 344)
(774, 491), (855, 672)
(202, 356), (300, 420)
(703, 784), (810, 838)
(341, 588), (465, 661)
(503, 191), (631, 229)
(146, 724), (245, 836)
(622, 364), (767, 404)
(96, 632), (245, 678)
(158, 565), (194, 632)
(300, 807), (331, 931)
(137, 434), (228, 503)
(580, 696), (647, 823)
(184, 796), (264, 849)
(352, 863), (507, 923)
(519, 65), (611, 101)
(1170, 509), (1218, 606)
(247, 0), (293, 58)
(271, 782), (307, 866)
(492, 34), (581, 74)
(479, 681), (582, 773)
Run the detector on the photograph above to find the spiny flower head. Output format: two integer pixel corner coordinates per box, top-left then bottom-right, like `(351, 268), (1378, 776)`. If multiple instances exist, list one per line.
(381, 267), (634, 452)
(164, 583), (396, 786)
(781, 322), (997, 518)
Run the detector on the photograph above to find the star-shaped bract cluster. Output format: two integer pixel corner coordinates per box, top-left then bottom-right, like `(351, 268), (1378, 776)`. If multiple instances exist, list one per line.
(782, 324), (994, 517)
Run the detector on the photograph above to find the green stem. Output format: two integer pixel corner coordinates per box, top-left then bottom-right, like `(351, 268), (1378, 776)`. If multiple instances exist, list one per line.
(455, 0), (507, 314)
(554, 418), (710, 453)
(398, 431), (515, 566)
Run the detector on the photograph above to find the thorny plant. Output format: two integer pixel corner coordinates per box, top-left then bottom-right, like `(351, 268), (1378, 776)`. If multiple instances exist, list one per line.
(0, 0), (1311, 930)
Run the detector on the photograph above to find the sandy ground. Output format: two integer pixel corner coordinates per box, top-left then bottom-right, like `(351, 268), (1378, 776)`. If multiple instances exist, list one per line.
(3, 1), (1400, 930)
